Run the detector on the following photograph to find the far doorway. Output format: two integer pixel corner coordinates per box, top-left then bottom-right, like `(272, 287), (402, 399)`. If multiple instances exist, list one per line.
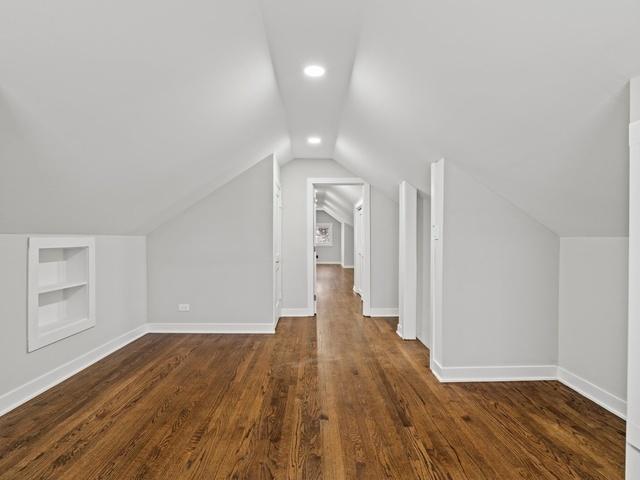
(307, 178), (371, 315)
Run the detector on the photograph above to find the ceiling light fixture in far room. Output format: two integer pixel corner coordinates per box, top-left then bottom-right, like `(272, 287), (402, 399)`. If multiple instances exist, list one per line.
(307, 136), (322, 145)
(303, 64), (326, 78)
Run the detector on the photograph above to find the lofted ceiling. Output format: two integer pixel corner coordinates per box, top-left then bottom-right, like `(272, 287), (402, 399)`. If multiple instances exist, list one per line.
(260, 0), (364, 159)
(0, 0), (290, 234)
(334, 0), (640, 236)
(315, 184), (363, 225)
(2, 0), (640, 236)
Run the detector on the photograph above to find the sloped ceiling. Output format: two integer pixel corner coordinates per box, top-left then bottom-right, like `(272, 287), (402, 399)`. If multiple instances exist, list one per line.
(260, 0), (364, 159)
(315, 184), (363, 225)
(0, 0), (290, 234)
(2, 0), (639, 236)
(334, 0), (640, 236)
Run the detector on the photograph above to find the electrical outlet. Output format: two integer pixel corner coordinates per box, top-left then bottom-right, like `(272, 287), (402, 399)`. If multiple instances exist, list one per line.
(178, 304), (190, 312)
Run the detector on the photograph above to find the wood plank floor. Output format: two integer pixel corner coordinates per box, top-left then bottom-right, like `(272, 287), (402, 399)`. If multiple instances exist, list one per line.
(0, 265), (625, 479)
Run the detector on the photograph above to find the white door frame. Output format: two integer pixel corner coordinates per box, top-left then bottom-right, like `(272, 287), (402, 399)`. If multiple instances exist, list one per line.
(307, 178), (370, 315)
(272, 158), (282, 326)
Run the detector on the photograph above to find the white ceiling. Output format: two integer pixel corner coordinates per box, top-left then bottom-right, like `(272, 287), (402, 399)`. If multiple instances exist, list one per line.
(2, 0), (639, 236)
(315, 184), (363, 225)
(0, 0), (290, 234)
(261, 0), (364, 159)
(334, 0), (640, 236)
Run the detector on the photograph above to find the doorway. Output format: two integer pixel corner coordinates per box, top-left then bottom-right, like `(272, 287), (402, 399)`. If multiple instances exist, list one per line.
(306, 178), (371, 315)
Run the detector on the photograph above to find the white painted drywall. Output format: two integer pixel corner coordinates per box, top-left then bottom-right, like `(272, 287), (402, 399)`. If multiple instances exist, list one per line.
(316, 211), (342, 263)
(440, 160), (559, 367)
(281, 158), (398, 311)
(147, 156), (273, 325)
(0, 235), (146, 396)
(416, 190), (431, 348)
(342, 223), (354, 268)
(370, 187), (399, 311)
(0, 0), (290, 235)
(559, 237), (628, 401)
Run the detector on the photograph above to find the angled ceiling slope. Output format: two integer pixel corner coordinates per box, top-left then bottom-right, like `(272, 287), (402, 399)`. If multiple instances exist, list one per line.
(0, 0), (290, 235)
(261, 0), (364, 159)
(3, 0), (639, 237)
(336, 0), (640, 236)
(315, 184), (363, 225)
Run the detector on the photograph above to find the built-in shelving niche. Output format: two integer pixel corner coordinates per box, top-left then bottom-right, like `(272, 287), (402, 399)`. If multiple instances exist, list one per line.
(28, 237), (96, 352)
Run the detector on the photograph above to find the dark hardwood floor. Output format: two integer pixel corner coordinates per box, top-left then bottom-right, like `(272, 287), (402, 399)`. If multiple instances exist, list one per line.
(0, 265), (625, 479)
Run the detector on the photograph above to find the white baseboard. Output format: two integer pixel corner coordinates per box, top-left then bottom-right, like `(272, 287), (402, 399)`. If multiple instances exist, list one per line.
(317, 261), (341, 265)
(430, 359), (556, 383)
(557, 367), (626, 419)
(369, 307), (399, 317)
(430, 361), (626, 419)
(0, 324), (148, 417)
(147, 322), (275, 334)
(341, 264), (354, 269)
(280, 307), (314, 317)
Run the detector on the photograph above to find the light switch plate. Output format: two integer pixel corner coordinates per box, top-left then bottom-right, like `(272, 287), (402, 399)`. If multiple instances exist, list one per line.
(431, 224), (440, 240)
(178, 304), (190, 312)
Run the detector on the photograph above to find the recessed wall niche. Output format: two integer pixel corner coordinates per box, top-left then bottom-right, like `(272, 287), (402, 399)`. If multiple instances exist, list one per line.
(27, 237), (96, 352)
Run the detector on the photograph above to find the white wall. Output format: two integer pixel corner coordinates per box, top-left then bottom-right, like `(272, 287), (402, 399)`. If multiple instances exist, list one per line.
(370, 188), (399, 311)
(438, 159), (559, 371)
(559, 238), (628, 404)
(281, 158), (398, 311)
(342, 223), (354, 268)
(315, 211), (342, 263)
(416, 191), (431, 348)
(0, 235), (146, 397)
(147, 157), (274, 326)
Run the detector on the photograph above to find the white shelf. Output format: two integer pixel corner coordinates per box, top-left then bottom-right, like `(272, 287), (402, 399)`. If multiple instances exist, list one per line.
(28, 237), (96, 352)
(38, 280), (88, 295)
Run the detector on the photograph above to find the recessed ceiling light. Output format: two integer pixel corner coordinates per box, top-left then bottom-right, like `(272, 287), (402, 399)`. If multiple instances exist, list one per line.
(304, 65), (326, 78)
(307, 136), (322, 145)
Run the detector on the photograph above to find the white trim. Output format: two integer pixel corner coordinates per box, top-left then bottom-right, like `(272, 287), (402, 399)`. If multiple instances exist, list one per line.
(557, 367), (626, 419)
(0, 324), (148, 417)
(369, 307), (399, 317)
(317, 261), (341, 265)
(430, 358), (445, 381)
(429, 361), (626, 419)
(430, 159), (445, 368)
(340, 221), (345, 267)
(430, 359), (556, 383)
(308, 178), (370, 317)
(280, 307), (314, 317)
(147, 323), (275, 334)
(629, 423), (640, 451)
(341, 264), (354, 268)
(630, 120), (640, 146)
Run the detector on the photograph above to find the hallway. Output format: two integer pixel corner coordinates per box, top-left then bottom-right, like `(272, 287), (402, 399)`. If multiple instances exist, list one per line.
(0, 266), (625, 479)
(313, 265), (626, 478)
